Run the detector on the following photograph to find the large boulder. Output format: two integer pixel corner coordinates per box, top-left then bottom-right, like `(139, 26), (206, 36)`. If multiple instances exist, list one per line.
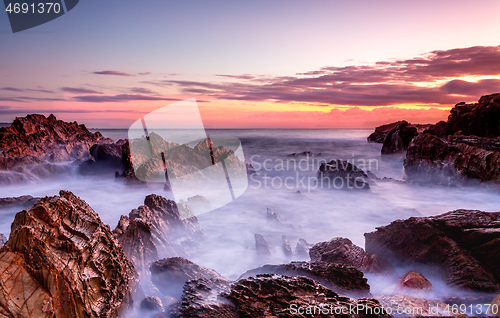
(309, 237), (391, 274)
(238, 261), (371, 297)
(113, 195), (203, 272)
(365, 209), (500, 292)
(79, 142), (124, 175)
(228, 274), (392, 317)
(0, 191), (139, 317)
(317, 160), (370, 190)
(381, 121), (418, 154)
(368, 121), (404, 143)
(149, 257), (226, 298)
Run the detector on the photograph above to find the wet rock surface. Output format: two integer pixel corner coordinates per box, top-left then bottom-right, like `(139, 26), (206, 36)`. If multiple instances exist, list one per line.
(396, 271), (433, 295)
(239, 261), (371, 297)
(228, 274), (392, 318)
(318, 159), (370, 190)
(0, 190), (138, 318)
(309, 237), (391, 274)
(150, 257), (226, 298)
(365, 209), (500, 292)
(140, 295), (165, 312)
(113, 194), (203, 272)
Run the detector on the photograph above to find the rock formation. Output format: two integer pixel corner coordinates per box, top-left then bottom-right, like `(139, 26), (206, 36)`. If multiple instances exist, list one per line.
(238, 261), (371, 297)
(149, 257), (226, 299)
(0, 195), (39, 208)
(254, 233), (272, 255)
(0, 114), (113, 184)
(0, 190), (139, 317)
(113, 194), (203, 272)
(228, 274), (392, 318)
(365, 209), (500, 292)
(317, 159), (370, 190)
(309, 237), (391, 274)
(396, 271), (433, 295)
(381, 121), (418, 154)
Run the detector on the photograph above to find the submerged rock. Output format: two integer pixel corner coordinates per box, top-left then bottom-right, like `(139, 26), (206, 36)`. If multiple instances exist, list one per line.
(238, 261), (371, 297)
(113, 194), (203, 272)
(309, 237), (391, 274)
(150, 257), (226, 298)
(228, 274), (392, 318)
(365, 209), (500, 292)
(282, 235), (293, 256)
(296, 238), (312, 256)
(317, 159), (370, 190)
(0, 190), (139, 317)
(140, 295), (165, 312)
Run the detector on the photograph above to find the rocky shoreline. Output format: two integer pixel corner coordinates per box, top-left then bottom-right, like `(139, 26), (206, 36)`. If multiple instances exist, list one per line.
(0, 190), (498, 317)
(370, 93), (500, 186)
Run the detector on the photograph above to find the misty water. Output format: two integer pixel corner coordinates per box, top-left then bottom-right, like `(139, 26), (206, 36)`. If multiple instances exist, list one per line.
(2, 129), (500, 300)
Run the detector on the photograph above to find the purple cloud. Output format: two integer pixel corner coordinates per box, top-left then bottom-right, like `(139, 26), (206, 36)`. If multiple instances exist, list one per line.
(1, 87), (54, 93)
(93, 70), (135, 77)
(61, 87), (103, 94)
(72, 94), (178, 103)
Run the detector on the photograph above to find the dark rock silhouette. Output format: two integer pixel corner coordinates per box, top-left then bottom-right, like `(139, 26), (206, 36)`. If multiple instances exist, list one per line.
(317, 159), (370, 190)
(381, 120), (418, 154)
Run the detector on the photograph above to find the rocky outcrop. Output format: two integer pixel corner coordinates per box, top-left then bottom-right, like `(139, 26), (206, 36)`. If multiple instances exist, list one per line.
(0, 190), (139, 318)
(368, 121), (429, 144)
(0, 114), (113, 183)
(238, 261), (371, 297)
(228, 274), (392, 318)
(365, 209), (500, 292)
(282, 235), (293, 256)
(296, 238), (312, 256)
(140, 296), (164, 312)
(79, 142), (124, 175)
(317, 160), (370, 190)
(309, 237), (391, 274)
(149, 257), (226, 299)
(0, 195), (39, 208)
(404, 132), (500, 185)
(381, 121), (418, 154)
(170, 277), (237, 318)
(113, 195), (203, 272)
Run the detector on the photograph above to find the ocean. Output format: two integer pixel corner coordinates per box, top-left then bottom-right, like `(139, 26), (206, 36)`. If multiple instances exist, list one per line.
(2, 128), (500, 297)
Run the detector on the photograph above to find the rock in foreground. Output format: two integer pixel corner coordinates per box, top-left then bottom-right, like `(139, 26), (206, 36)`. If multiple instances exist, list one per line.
(317, 160), (370, 190)
(365, 209), (500, 292)
(0, 191), (138, 318)
(309, 237), (391, 274)
(228, 274), (392, 318)
(238, 261), (371, 297)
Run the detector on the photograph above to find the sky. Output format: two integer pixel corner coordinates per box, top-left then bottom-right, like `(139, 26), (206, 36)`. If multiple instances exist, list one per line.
(1, 0), (500, 128)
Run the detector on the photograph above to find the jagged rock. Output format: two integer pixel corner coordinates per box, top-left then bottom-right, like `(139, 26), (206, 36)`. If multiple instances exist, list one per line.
(365, 209), (500, 292)
(238, 261), (371, 297)
(0, 234), (6, 248)
(287, 151), (321, 157)
(378, 295), (449, 317)
(368, 121), (404, 143)
(150, 257), (226, 298)
(396, 271), (433, 295)
(282, 235), (293, 256)
(0, 114), (112, 183)
(228, 274), (392, 318)
(309, 237), (391, 274)
(0, 195), (39, 208)
(381, 120), (418, 154)
(295, 238), (312, 256)
(113, 194), (203, 272)
(0, 190), (138, 317)
(170, 277), (237, 318)
(266, 208), (282, 223)
(255, 233), (271, 255)
(317, 160), (370, 190)
(141, 296), (164, 312)
(424, 120), (448, 139)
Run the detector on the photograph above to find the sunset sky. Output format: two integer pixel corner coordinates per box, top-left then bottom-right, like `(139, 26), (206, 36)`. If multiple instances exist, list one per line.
(1, 0), (500, 128)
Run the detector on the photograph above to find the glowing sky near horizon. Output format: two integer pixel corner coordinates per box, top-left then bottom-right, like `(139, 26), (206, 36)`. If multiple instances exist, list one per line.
(1, 0), (500, 128)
